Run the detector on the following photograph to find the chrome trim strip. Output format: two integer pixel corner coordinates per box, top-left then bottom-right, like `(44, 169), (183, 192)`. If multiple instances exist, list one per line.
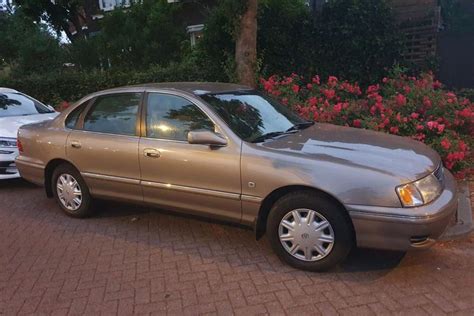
(241, 195), (263, 203)
(348, 208), (453, 223)
(141, 180), (241, 200)
(82, 172), (140, 185)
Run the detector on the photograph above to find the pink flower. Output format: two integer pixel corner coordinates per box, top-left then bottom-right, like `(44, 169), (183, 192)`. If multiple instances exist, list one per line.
(306, 83), (313, 90)
(410, 112), (419, 119)
(353, 119), (361, 128)
(395, 94), (407, 106)
(333, 103), (342, 113)
(292, 84), (300, 94)
(328, 76), (338, 87)
(426, 121), (438, 130)
(312, 75), (321, 85)
(440, 138), (451, 150)
(308, 97), (318, 107)
(323, 89), (336, 99)
(437, 124), (445, 133)
(390, 126), (399, 134)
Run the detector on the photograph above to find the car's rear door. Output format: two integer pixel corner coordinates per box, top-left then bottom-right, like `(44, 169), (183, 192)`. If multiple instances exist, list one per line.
(138, 91), (242, 222)
(66, 90), (143, 203)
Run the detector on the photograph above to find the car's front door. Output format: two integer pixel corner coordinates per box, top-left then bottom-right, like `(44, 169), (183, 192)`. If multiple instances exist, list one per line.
(139, 92), (242, 222)
(66, 91), (143, 203)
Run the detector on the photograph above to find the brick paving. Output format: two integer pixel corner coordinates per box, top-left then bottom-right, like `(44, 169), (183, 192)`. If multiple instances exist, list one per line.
(0, 179), (473, 315)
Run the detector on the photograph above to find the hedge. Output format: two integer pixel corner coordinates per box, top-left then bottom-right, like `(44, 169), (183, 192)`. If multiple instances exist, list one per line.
(0, 61), (205, 105)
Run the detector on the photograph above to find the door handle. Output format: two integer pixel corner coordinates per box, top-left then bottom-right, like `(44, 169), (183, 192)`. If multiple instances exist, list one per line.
(143, 148), (160, 158)
(71, 141), (82, 149)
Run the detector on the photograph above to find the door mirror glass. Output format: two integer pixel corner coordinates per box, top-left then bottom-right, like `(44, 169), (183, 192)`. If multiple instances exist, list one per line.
(188, 130), (227, 147)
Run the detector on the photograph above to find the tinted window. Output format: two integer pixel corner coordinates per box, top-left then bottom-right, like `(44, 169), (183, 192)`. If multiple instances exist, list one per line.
(65, 103), (87, 129)
(83, 93), (141, 136)
(200, 91), (305, 142)
(146, 93), (214, 141)
(0, 92), (53, 118)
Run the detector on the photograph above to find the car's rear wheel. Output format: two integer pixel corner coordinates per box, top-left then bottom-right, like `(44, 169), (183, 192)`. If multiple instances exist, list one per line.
(52, 164), (94, 218)
(267, 191), (353, 271)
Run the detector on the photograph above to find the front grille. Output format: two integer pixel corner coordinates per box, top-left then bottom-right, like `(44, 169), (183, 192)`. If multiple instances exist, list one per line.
(433, 164), (444, 183)
(0, 161), (17, 175)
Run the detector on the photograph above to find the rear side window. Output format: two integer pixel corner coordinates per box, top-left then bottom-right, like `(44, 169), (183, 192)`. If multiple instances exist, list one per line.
(65, 103), (87, 129)
(83, 93), (141, 136)
(0, 92), (53, 118)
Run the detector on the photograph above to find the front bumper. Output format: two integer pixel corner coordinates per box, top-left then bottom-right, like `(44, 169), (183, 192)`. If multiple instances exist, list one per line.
(347, 170), (458, 251)
(0, 148), (20, 180)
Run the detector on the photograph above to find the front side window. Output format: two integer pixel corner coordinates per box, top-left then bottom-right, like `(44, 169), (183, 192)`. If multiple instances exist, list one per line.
(146, 93), (214, 141)
(83, 93), (141, 136)
(0, 92), (53, 118)
(200, 91), (306, 142)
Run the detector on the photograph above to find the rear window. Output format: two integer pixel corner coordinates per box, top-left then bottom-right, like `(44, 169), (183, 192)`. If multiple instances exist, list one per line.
(0, 92), (53, 118)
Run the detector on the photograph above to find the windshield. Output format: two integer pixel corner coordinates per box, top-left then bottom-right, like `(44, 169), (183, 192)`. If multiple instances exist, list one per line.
(200, 91), (307, 142)
(0, 92), (53, 118)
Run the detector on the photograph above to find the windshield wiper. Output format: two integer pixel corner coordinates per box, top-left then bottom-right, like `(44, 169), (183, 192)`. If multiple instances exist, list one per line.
(251, 130), (297, 143)
(286, 121), (315, 132)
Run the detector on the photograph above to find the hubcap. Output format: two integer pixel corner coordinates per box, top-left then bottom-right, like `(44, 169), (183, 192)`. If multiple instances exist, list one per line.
(56, 174), (82, 211)
(278, 209), (335, 262)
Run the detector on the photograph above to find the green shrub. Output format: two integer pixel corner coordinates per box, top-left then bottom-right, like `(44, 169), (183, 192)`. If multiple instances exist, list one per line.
(0, 61), (205, 105)
(313, 0), (403, 85)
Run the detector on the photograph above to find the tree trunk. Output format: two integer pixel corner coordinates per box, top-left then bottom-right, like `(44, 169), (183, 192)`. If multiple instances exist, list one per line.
(235, 0), (258, 88)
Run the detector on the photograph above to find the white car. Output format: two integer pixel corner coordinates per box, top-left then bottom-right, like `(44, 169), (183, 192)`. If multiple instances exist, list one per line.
(0, 88), (58, 179)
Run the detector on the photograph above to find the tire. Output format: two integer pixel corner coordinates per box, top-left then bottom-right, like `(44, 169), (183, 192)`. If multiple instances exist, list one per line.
(267, 191), (353, 271)
(52, 163), (94, 218)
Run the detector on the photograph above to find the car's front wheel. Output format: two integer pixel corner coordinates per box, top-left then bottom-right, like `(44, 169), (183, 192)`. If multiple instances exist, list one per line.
(267, 191), (353, 271)
(52, 163), (94, 218)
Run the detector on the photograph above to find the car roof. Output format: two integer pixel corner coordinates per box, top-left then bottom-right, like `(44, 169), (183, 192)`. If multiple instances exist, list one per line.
(102, 82), (254, 96)
(0, 87), (19, 93)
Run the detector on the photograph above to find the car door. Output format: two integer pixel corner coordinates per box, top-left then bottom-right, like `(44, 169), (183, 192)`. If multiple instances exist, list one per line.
(66, 91), (143, 203)
(139, 91), (242, 222)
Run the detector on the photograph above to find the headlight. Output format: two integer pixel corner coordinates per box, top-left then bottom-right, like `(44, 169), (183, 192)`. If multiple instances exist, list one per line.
(0, 137), (17, 148)
(396, 173), (442, 207)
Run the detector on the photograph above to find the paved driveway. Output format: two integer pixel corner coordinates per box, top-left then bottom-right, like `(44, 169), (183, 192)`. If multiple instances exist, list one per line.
(0, 179), (473, 315)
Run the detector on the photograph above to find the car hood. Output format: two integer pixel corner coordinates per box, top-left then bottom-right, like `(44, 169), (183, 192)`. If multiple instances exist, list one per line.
(260, 123), (441, 181)
(0, 112), (58, 138)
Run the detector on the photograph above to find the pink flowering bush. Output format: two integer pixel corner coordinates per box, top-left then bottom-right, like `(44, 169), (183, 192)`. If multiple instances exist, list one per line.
(260, 72), (474, 178)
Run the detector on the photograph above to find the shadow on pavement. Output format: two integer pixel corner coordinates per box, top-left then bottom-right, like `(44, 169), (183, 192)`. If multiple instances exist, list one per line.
(95, 199), (406, 274)
(0, 178), (37, 190)
(339, 248), (406, 273)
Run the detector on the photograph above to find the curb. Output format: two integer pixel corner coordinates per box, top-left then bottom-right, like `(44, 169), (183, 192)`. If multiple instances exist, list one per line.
(441, 181), (473, 240)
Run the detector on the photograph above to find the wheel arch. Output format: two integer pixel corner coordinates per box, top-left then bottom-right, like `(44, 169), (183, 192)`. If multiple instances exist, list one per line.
(44, 159), (80, 198)
(255, 185), (355, 241)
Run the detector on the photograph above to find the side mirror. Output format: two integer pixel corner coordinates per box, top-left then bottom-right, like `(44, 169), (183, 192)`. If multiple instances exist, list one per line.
(188, 130), (228, 147)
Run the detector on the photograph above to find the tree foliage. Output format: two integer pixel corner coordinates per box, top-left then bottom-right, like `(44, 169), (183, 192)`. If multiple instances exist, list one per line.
(313, 0), (403, 84)
(14, 0), (85, 41)
(0, 11), (64, 75)
(70, 0), (187, 70)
